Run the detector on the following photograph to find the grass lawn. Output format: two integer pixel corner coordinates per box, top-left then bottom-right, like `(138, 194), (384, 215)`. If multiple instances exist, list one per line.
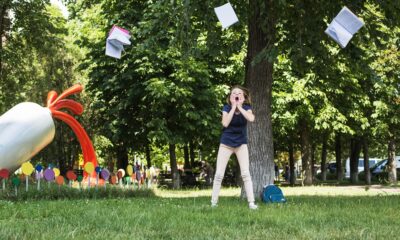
(0, 186), (399, 239)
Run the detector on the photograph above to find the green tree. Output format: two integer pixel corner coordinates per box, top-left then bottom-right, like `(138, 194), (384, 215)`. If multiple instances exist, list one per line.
(364, 2), (400, 184)
(1, 1), (84, 173)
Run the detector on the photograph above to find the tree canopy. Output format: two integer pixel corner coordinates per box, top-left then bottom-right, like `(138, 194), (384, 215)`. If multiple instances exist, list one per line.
(1, 0), (399, 188)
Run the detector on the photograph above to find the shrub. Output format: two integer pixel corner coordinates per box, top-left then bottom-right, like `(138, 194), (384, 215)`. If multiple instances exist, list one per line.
(315, 172), (337, 181)
(0, 185), (155, 201)
(359, 169), (400, 183)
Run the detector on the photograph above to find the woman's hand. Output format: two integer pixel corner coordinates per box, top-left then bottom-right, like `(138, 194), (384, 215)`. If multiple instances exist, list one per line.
(237, 96), (245, 108)
(235, 96), (245, 110)
(237, 97), (255, 122)
(230, 95), (238, 109)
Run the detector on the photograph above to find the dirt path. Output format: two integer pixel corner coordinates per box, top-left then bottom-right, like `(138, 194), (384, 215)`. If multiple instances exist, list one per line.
(155, 185), (400, 198)
(282, 185), (400, 196)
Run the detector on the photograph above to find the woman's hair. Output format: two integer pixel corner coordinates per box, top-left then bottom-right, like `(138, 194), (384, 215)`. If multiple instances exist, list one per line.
(226, 85), (252, 105)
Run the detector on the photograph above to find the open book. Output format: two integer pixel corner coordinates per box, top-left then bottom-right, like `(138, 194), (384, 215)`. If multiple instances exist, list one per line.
(105, 25), (131, 59)
(325, 7), (364, 48)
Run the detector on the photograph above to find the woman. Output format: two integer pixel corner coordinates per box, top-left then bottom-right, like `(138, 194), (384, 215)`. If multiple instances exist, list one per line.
(211, 85), (258, 209)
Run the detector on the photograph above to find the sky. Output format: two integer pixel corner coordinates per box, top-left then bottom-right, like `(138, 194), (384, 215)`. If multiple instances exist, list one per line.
(50, 0), (69, 18)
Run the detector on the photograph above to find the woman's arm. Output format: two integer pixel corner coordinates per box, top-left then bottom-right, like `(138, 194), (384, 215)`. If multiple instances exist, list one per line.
(237, 106), (255, 122)
(221, 106), (236, 127)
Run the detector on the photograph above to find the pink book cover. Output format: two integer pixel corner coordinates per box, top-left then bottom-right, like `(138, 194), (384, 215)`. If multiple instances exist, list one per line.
(109, 25), (130, 36)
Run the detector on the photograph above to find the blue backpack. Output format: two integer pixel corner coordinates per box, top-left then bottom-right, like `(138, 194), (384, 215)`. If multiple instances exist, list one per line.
(262, 185), (287, 203)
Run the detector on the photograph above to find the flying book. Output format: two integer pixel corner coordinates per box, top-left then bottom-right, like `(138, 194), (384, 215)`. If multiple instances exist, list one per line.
(214, 3), (239, 29)
(105, 25), (131, 59)
(325, 6), (364, 48)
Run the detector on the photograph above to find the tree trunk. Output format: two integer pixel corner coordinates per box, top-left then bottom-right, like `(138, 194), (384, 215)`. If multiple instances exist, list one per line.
(362, 137), (371, 185)
(169, 144), (180, 189)
(70, 143), (78, 170)
(311, 143), (316, 182)
(300, 121), (312, 185)
(335, 133), (343, 181)
(288, 140), (296, 185)
(189, 141), (195, 167)
(244, 0), (276, 199)
(183, 144), (190, 169)
(57, 123), (67, 174)
(387, 135), (397, 184)
(116, 145), (128, 170)
(234, 158), (242, 187)
(0, 1), (10, 76)
(145, 144), (151, 167)
(349, 138), (362, 184)
(321, 136), (328, 181)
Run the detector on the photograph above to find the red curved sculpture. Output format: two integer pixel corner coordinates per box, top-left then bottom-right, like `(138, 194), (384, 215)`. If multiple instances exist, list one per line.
(47, 84), (98, 170)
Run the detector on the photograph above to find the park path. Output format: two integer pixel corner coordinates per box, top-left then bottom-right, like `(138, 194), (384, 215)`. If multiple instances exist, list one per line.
(282, 185), (400, 196)
(154, 185), (400, 198)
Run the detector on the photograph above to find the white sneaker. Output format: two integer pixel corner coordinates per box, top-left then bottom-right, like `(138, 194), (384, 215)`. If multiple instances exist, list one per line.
(211, 202), (218, 208)
(249, 202), (258, 210)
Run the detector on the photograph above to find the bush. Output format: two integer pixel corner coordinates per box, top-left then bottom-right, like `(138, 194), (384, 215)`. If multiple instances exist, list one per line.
(316, 172), (337, 181)
(0, 184), (155, 201)
(373, 169), (400, 183)
(359, 169), (400, 183)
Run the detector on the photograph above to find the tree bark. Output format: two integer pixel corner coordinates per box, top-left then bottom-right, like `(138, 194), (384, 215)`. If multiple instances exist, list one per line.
(145, 144), (151, 167)
(335, 133), (343, 181)
(234, 158), (242, 187)
(0, 1), (10, 76)
(362, 137), (371, 185)
(0, 0), (12, 81)
(116, 145), (128, 170)
(183, 144), (190, 169)
(244, 0), (276, 199)
(311, 143), (316, 182)
(57, 123), (68, 175)
(189, 141), (195, 167)
(288, 140), (296, 185)
(169, 143), (180, 189)
(300, 120), (312, 185)
(387, 135), (397, 184)
(321, 136), (328, 181)
(350, 138), (362, 184)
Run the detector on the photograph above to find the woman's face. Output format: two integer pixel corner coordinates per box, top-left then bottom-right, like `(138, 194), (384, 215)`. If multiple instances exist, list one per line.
(230, 88), (245, 103)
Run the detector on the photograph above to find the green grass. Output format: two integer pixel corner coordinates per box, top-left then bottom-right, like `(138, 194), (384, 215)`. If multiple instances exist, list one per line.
(0, 187), (399, 239)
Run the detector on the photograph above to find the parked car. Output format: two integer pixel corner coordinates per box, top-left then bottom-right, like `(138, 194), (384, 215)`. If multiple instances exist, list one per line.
(327, 162), (337, 174)
(370, 157), (400, 175)
(345, 158), (381, 178)
(359, 157), (400, 181)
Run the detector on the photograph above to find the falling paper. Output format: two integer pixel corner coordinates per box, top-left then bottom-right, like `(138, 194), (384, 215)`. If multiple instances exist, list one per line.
(325, 6), (364, 48)
(105, 25), (131, 59)
(214, 3), (239, 29)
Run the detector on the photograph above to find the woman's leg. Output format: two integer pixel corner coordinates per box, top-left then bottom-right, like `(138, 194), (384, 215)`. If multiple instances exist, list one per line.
(235, 144), (255, 203)
(211, 144), (234, 204)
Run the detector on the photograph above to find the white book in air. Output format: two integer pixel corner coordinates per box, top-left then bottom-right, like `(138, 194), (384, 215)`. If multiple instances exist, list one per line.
(325, 6), (364, 48)
(105, 25), (131, 59)
(214, 3), (239, 29)
(106, 41), (123, 59)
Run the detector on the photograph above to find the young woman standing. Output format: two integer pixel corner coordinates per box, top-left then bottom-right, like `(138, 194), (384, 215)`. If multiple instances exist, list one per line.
(211, 85), (258, 210)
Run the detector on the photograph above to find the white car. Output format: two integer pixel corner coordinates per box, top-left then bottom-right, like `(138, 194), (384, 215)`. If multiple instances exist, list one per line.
(345, 158), (381, 178)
